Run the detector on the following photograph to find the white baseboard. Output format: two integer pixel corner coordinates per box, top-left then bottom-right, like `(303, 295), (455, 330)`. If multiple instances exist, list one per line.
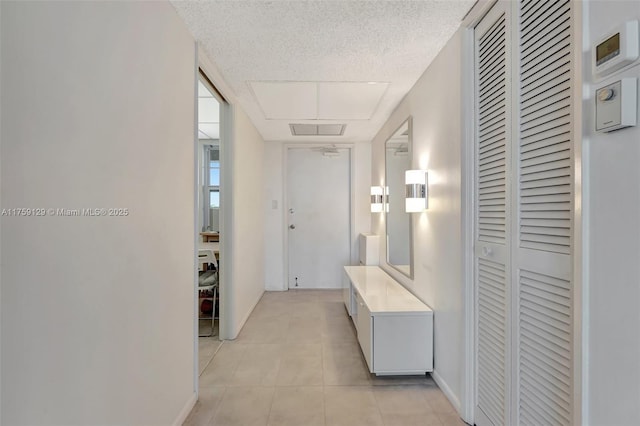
(265, 284), (287, 291)
(173, 392), (197, 426)
(432, 369), (463, 417)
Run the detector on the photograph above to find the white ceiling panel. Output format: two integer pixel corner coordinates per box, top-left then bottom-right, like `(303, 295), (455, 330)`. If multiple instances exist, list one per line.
(171, 1), (476, 141)
(250, 81), (317, 120)
(198, 98), (219, 123)
(318, 82), (388, 120)
(199, 123), (219, 139)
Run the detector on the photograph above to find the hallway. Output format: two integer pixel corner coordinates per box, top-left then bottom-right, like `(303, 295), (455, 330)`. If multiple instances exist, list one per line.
(185, 290), (463, 426)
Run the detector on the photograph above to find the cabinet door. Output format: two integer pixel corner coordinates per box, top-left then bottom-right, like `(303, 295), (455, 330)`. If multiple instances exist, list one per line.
(355, 292), (373, 372)
(373, 314), (432, 374)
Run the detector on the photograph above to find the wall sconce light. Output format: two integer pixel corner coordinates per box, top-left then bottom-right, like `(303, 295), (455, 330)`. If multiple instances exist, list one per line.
(405, 170), (428, 212)
(371, 186), (384, 213)
(385, 186), (389, 212)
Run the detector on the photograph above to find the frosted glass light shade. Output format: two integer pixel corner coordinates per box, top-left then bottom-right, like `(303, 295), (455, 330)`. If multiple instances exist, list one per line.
(371, 186), (384, 213)
(405, 170), (428, 212)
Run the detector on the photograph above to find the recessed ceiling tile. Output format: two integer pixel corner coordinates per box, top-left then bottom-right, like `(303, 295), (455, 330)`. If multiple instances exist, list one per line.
(317, 82), (388, 120)
(289, 123), (317, 135)
(199, 123), (219, 139)
(198, 98), (220, 123)
(250, 82), (317, 120)
(317, 124), (346, 136)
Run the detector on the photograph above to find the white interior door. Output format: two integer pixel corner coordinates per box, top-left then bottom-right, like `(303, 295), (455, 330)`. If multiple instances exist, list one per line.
(474, 2), (512, 425)
(515, 0), (574, 423)
(286, 147), (351, 289)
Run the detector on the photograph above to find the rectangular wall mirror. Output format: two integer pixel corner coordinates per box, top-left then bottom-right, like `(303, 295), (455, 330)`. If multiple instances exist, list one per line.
(385, 117), (413, 278)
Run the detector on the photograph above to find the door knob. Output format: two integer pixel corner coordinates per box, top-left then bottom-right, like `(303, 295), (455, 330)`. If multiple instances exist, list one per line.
(289, 224), (296, 229)
(482, 246), (493, 257)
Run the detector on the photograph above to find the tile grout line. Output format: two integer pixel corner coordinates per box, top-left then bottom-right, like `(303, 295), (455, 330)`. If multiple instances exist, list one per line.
(206, 386), (228, 426)
(199, 339), (225, 377)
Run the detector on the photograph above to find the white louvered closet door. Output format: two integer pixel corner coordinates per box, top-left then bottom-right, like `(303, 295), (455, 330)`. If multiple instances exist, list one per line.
(473, 2), (512, 426)
(516, 0), (574, 424)
(475, 0), (575, 425)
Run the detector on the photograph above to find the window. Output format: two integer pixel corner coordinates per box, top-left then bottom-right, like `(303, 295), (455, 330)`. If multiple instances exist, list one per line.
(208, 147), (220, 208)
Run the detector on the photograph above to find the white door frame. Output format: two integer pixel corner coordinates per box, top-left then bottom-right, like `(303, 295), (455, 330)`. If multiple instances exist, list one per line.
(282, 143), (355, 291)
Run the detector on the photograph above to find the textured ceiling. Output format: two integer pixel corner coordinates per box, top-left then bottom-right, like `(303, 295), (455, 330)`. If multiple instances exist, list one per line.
(171, 0), (475, 142)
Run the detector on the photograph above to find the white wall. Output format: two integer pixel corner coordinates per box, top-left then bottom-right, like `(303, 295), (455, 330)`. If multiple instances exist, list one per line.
(371, 30), (464, 410)
(226, 107), (266, 336)
(263, 141), (371, 291)
(583, 2), (640, 424)
(263, 143), (285, 290)
(1, 1), (196, 424)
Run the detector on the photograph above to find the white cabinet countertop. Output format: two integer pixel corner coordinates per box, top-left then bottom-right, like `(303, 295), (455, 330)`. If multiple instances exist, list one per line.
(344, 266), (432, 315)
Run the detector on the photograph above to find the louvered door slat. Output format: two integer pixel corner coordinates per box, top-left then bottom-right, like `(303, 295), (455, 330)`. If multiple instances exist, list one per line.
(520, 217), (569, 228)
(520, 0), (569, 42)
(521, 184), (570, 197)
(480, 89), (507, 114)
(521, 83), (571, 114)
(480, 75), (506, 99)
(480, 106), (506, 129)
(480, 102), (506, 123)
(521, 341), (571, 380)
(480, 61), (506, 90)
(521, 91), (570, 121)
(521, 89), (571, 118)
(521, 368), (571, 406)
(477, 256), (507, 426)
(521, 158), (570, 178)
(522, 58), (570, 91)
(521, 131), (569, 152)
(477, 7), (507, 246)
(521, 174), (571, 188)
(480, 135), (506, 153)
(520, 382), (570, 425)
(520, 168), (570, 184)
(521, 140), (571, 160)
(522, 12), (570, 52)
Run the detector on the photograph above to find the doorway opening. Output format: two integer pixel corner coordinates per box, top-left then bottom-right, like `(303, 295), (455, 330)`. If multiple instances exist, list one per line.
(196, 72), (226, 374)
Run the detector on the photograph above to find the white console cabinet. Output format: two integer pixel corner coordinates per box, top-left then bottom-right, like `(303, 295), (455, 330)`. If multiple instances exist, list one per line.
(343, 266), (433, 375)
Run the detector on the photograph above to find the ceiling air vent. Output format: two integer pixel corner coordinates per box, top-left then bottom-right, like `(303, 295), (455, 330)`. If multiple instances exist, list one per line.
(289, 123), (346, 136)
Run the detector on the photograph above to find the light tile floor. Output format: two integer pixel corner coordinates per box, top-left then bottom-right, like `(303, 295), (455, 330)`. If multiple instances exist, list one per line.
(198, 329), (222, 376)
(185, 290), (467, 426)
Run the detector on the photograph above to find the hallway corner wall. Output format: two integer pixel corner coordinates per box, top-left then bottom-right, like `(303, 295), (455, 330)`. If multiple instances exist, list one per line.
(1, 2), (196, 424)
(228, 106), (266, 336)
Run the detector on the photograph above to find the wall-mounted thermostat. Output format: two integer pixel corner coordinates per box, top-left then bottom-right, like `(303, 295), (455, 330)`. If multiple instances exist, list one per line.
(593, 20), (639, 79)
(595, 78), (637, 132)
